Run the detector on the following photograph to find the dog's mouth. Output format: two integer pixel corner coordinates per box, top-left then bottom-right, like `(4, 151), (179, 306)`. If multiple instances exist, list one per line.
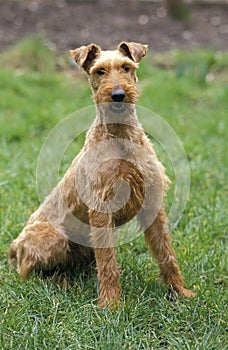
(109, 102), (127, 114)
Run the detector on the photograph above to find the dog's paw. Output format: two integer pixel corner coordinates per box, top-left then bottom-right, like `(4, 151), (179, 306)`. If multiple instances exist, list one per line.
(180, 288), (196, 298)
(98, 289), (122, 310)
(99, 297), (122, 310)
(8, 241), (17, 265)
(9, 237), (36, 278)
(167, 286), (196, 300)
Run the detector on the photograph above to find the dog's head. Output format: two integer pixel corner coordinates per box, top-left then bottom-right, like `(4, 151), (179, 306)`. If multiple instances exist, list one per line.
(70, 42), (148, 112)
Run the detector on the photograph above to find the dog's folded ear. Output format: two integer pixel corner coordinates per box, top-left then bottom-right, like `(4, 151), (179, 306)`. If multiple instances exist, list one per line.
(118, 42), (148, 63)
(70, 43), (101, 73)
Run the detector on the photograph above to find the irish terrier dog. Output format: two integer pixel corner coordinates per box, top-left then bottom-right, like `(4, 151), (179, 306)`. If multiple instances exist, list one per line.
(9, 42), (195, 308)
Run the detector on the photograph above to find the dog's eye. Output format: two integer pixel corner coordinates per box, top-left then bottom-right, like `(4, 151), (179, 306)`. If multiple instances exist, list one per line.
(96, 69), (105, 76)
(122, 65), (130, 72)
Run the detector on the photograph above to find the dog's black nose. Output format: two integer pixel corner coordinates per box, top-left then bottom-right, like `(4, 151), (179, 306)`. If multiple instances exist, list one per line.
(111, 88), (126, 102)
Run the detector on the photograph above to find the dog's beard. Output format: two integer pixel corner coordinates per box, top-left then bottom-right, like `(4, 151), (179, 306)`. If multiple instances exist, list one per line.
(96, 102), (138, 126)
(100, 102), (134, 122)
(109, 102), (127, 114)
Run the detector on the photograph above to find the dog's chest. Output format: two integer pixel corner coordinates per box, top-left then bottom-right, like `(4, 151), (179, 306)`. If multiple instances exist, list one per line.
(80, 140), (157, 190)
(77, 141), (163, 223)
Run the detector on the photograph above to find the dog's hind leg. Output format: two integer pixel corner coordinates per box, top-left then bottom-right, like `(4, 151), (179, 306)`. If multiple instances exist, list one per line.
(9, 218), (93, 279)
(9, 220), (73, 278)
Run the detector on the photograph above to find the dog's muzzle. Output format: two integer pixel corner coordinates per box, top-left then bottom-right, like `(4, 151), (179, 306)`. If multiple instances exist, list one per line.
(110, 88), (127, 114)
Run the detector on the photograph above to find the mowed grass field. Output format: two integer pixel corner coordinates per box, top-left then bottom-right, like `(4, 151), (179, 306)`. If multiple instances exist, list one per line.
(0, 38), (227, 349)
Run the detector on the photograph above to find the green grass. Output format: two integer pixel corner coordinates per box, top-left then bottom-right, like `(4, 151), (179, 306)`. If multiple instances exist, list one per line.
(0, 38), (227, 349)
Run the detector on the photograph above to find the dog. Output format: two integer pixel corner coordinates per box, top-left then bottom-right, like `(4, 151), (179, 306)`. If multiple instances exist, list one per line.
(9, 42), (195, 308)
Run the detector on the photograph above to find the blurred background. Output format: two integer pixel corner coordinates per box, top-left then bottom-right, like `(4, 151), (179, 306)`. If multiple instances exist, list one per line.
(0, 0), (228, 52)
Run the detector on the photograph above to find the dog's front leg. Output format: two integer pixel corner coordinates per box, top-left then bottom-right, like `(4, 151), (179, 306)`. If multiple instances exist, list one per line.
(138, 207), (195, 298)
(89, 210), (121, 309)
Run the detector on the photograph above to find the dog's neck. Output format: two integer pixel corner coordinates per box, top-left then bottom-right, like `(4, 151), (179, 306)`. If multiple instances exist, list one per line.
(84, 104), (144, 148)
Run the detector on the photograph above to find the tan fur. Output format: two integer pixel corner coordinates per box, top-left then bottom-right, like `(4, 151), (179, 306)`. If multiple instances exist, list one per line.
(9, 42), (195, 308)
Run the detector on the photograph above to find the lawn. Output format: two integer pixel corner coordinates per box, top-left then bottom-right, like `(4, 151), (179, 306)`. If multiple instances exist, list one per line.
(0, 38), (227, 349)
